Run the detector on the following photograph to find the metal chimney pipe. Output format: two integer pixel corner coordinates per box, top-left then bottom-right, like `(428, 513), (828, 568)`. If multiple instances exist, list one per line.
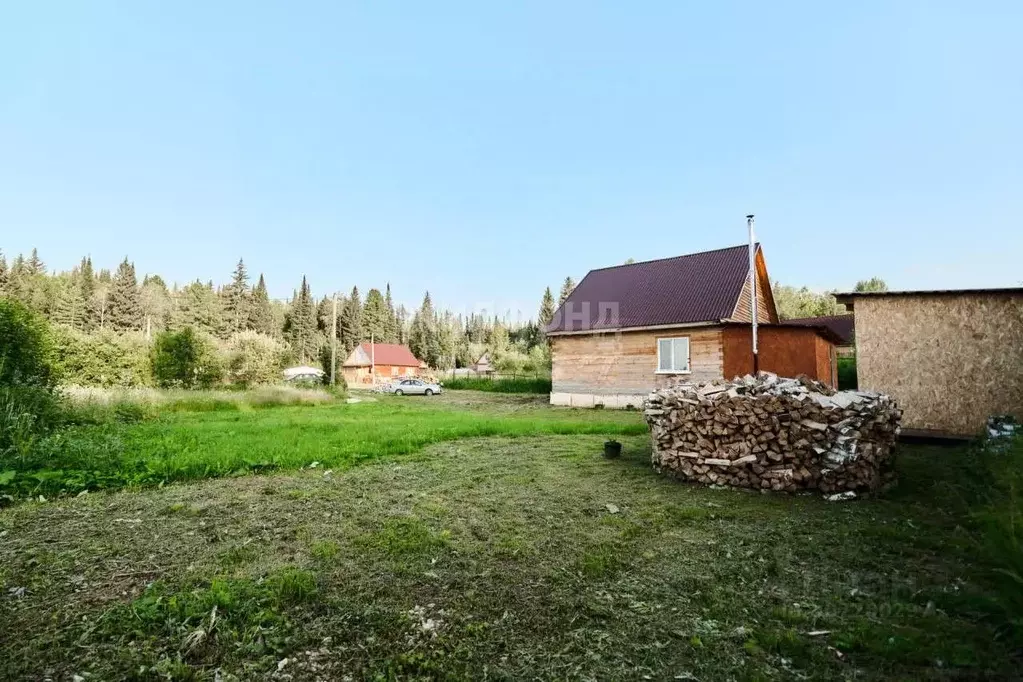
(747, 214), (759, 374)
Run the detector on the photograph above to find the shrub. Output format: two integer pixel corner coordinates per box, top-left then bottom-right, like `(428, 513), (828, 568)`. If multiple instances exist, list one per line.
(837, 356), (857, 390)
(0, 298), (55, 387)
(487, 344), (552, 375)
(151, 328), (223, 389)
(225, 331), (290, 386)
(442, 376), (552, 393)
(955, 435), (1023, 645)
(0, 384), (64, 462)
(318, 343), (348, 390)
(51, 326), (152, 387)
(0, 300), (64, 460)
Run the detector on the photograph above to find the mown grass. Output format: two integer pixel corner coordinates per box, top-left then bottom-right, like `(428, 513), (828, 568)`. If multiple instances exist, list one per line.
(441, 375), (552, 393)
(0, 393), (643, 499)
(1, 434), (1019, 680)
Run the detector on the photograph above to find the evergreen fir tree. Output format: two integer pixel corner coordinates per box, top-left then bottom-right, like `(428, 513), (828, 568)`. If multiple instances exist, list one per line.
(384, 283), (399, 342)
(224, 258), (251, 333)
(558, 276), (576, 307)
(6, 256), (28, 305)
(79, 257), (97, 330)
(3, 251), (50, 314)
(248, 274), (277, 336)
(108, 258), (144, 331)
(0, 251), (8, 295)
(409, 291), (442, 367)
(338, 286), (363, 354)
(537, 286), (556, 341)
(173, 280), (223, 336)
(27, 248), (45, 275)
(395, 304), (409, 345)
(316, 295), (333, 334)
(362, 288), (390, 342)
(52, 272), (85, 329)
(284, 276), (318, 362)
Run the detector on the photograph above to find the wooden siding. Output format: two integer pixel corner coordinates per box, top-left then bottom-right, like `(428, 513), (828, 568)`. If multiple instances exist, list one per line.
(343, 364), (420, 386)
(722, 326), (836, 387)
(729, 250), (778, 323)
(854, 293), (1023, 435)
(551, 327), (724, 395)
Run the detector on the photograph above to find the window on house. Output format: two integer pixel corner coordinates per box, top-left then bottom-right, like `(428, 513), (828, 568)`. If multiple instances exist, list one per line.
(391, 366), (398, 376)
(657, 337), (691, 373)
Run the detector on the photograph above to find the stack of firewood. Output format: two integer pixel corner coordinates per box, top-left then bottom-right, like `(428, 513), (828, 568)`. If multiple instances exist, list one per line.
(644, 373), (901, 494)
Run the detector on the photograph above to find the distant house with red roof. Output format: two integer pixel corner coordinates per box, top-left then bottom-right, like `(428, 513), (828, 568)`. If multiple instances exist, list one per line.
(342, 342), (425, 386)
(546, 244), (843, 407)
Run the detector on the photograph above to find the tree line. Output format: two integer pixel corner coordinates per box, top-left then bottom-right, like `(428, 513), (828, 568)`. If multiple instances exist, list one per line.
(772, 277), (887, 320)
(0, 246), (880, 387)
(0, 248), (578, 386)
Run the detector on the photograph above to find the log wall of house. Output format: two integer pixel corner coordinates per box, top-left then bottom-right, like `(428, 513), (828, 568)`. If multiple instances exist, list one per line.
(551, 327), (724, 397)
(853, 293), (1023, 435)
(342, 365), (420, 386)
(722, 326), (836, 387)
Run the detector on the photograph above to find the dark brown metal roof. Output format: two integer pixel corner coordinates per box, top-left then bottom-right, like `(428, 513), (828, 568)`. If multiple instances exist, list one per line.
(785, 315), (855, 345)
(547, 244), (755, 334)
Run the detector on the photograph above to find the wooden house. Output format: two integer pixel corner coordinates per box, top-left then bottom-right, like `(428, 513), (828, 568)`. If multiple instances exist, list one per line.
(472, 352), (494, 374)
(835, 288), (1023, 436)
(342, 343), (424, 387)
(546, 244), (842, 408)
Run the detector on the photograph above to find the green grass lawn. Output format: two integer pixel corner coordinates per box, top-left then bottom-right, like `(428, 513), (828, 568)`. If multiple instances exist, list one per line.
(3, 391), (645, 497)
(0, 392), (1018, 679)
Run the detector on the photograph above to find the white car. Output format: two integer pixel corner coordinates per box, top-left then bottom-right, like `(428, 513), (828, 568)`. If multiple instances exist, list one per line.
(387, 378), (442, 396)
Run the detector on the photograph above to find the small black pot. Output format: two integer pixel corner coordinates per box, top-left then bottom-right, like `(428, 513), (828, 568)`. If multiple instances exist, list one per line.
(604, 441), (622, 459)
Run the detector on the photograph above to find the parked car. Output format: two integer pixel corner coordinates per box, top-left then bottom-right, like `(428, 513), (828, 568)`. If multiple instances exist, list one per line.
(386, 378), (442, 396)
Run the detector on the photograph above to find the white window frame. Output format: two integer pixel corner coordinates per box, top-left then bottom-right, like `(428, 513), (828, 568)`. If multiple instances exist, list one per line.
(655, 336), (691, 374)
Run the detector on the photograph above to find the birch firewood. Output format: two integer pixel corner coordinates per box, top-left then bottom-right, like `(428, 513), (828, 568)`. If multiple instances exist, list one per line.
(644, 372), (901, 495)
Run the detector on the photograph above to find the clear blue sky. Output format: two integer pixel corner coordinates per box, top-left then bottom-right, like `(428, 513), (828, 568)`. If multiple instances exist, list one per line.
(2, 1), (1021, 319)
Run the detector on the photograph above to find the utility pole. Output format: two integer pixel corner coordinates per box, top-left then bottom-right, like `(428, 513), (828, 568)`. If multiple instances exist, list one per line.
(747, 214), (759, 374)
(330, 292), (337, 386)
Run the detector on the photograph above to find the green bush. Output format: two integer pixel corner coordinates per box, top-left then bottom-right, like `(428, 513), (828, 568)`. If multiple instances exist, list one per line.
(956, 435), (1023, 645)
(490, 346), (552, 375)
(0, 298), (55, 387)
(837, 356), (857, 390)
(0, 385), (64, 464)
(225, 331), (289, 386)
(151, 328), (223, 389)
(0, 299), (63, 460)
(51, 326), (152, 387)
(442, 376), (552, 393)
(318, 344), (348, 391)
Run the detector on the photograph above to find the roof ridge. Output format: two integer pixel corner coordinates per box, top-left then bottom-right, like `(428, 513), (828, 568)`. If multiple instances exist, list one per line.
(788, 314), (852, 321)
(588, 243), (756, 273)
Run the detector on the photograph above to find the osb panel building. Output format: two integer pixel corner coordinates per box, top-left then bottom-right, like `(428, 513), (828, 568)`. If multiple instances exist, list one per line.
(546, 245), (842, 408)
(836, 288), (1023, 436)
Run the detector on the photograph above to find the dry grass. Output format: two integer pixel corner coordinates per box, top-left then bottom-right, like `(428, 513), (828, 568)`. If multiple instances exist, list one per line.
(61, 384), (339, 409)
